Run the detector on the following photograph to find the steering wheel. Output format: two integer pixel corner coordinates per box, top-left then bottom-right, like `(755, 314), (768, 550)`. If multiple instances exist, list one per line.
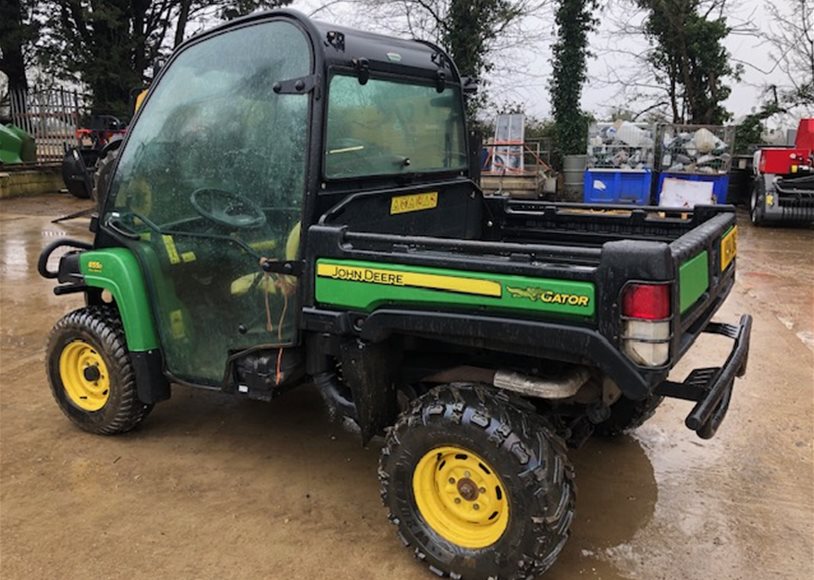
(190, 188), (266, 229)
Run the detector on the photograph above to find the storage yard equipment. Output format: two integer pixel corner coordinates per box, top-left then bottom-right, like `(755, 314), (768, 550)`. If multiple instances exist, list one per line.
(480, 114), (554, 199)
(656, 124), (735, 208)
(750, 118), (814, 225)
(38, 10), (753, 579)
(584, 121), (655, 205)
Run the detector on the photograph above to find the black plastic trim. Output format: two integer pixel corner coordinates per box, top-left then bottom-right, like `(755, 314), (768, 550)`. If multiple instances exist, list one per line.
(273, 73), (319, 95)
(303, 307), (657, 399)
(38, 239), (92, 279)
(656, 314), (752, 439)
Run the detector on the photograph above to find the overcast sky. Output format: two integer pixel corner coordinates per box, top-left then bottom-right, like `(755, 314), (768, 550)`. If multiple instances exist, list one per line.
(290, 0), (811, 126)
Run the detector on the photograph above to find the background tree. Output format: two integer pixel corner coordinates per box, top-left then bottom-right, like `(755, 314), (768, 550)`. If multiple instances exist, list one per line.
(439, 0), (524, 117)
(549, 0), (598, 159)
(733, 96), (782, 152)
(0, 0), (40, 96)
(354, 1), (548, 121)
(763, 0), (813, 112)
(595, 0), (748, 124)
(635, 0), (740, 124)
(730, 0), (812, 151)
(37, 0), (292, 116)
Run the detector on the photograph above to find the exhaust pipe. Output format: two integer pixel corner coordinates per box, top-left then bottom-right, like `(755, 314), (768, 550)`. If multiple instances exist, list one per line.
(493, 367), (590, 399)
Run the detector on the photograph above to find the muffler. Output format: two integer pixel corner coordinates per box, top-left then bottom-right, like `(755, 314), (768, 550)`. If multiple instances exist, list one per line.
(493, 367), (590, 399)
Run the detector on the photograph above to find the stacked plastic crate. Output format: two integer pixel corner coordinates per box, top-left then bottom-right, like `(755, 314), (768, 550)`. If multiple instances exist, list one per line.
(584, 121), (656, 205)
(655, 125), (735, 207)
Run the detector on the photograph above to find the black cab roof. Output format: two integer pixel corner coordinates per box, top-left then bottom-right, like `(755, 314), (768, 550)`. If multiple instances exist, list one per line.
(183, 8), (461, 86)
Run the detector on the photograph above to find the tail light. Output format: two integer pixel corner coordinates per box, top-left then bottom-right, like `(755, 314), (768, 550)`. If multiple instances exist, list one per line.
(621, 283), (671, 367)
(622, 284), (670, 319)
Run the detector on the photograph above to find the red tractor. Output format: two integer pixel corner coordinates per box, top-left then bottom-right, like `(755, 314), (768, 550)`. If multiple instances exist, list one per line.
(750, 118), (814, 225)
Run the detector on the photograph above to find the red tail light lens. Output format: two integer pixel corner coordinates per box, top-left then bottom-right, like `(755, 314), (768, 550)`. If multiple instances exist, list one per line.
(622, 284), (671, 320)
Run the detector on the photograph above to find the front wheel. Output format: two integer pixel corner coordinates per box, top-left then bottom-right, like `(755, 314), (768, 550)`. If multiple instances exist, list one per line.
(379, 384), (575, 579)
(750, 178), (767, 226)
(46, 306), (152, 434)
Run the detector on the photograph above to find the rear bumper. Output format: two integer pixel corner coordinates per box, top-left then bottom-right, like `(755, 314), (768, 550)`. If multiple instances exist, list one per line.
(656, 314), (752, 439)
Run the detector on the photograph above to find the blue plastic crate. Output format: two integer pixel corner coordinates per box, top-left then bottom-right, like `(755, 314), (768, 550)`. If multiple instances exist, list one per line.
(583, 169), (652, 205)
(656, 172), (730, 206)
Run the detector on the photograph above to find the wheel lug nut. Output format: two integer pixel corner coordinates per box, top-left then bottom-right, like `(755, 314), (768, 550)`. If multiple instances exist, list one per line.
(479, 487), (486, 494)
(473, 503), (479, 510)
(464, 471), (471, 478)
(449, 478), (455, 484)
(454, 498), (461, 504)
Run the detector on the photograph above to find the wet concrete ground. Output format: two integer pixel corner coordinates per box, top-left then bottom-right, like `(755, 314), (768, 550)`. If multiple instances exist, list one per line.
(1, 194), (812, 579)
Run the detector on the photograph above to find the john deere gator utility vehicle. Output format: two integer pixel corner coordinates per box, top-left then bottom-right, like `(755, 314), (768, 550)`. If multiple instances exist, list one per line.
(39, 10), (752, 579)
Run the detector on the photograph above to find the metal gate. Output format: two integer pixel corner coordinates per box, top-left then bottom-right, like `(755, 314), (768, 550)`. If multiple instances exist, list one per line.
(8, 87), (87, 165)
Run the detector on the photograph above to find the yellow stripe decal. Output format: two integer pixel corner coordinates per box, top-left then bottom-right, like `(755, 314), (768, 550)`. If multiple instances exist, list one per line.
(316, 263), (501, 297)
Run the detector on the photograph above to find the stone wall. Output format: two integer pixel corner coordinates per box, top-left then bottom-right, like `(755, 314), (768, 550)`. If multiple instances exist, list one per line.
(0, 168), (64, 199)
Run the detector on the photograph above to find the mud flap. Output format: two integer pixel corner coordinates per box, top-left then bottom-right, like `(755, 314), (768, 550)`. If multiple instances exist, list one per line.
(339, 338), (401, 444)
(130, 350), (171, 404)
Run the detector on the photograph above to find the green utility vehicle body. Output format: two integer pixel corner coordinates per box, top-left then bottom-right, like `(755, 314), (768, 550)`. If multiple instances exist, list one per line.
(39, 9), (752, 579)
(39, 6), (750, 439)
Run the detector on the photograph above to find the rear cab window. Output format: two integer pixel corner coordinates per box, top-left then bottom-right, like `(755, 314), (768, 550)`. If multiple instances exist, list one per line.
(325, 75), (467, 179)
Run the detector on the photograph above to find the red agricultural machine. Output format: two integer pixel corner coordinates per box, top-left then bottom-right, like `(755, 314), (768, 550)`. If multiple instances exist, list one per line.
(62, 88), (149, 200)
(750, 118), (814, 225)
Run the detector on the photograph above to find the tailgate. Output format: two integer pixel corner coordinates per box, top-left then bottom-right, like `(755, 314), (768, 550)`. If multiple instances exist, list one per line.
(669, 209), (738, 358)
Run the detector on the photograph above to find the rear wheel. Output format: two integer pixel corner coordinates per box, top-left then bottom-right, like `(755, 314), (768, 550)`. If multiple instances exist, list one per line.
(46, 306), (152, 434)
(592, 394), (663, 438)
(379, 384), (575, 579)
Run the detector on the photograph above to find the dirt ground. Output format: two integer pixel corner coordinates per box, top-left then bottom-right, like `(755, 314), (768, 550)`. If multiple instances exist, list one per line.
(1, 194), (812, 579)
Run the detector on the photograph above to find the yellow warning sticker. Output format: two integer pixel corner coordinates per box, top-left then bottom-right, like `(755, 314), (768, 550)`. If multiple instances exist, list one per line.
(169, 309), (185, 339)
(720, 226), (737, 271)
(390, 192), (438, 215)
(162, 235), (180, 265)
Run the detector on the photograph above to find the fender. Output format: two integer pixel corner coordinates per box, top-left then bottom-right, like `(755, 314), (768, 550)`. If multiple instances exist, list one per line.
(77, 248), (169, 403)
(79, 248), (160, 352)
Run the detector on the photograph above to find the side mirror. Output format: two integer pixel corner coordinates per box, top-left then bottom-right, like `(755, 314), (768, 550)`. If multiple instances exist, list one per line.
(461, 76), (479, 95)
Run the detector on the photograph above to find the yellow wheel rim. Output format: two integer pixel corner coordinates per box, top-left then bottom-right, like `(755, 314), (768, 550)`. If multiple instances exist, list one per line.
(58, 340), (110, 412)
(412, 445), (510, 549)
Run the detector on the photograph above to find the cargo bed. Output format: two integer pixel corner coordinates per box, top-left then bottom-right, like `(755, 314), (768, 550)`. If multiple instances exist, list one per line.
(306, 193), (738, 397)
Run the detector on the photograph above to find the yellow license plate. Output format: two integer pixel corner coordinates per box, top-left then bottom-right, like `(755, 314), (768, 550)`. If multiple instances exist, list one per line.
(390, 192), (438, 215)
(720, 226), (737, 271)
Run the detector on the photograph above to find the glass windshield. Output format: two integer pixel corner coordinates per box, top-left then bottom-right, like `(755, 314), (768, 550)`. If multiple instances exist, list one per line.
(325, 75), (467, 178)
(108, 22), (309, 227)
